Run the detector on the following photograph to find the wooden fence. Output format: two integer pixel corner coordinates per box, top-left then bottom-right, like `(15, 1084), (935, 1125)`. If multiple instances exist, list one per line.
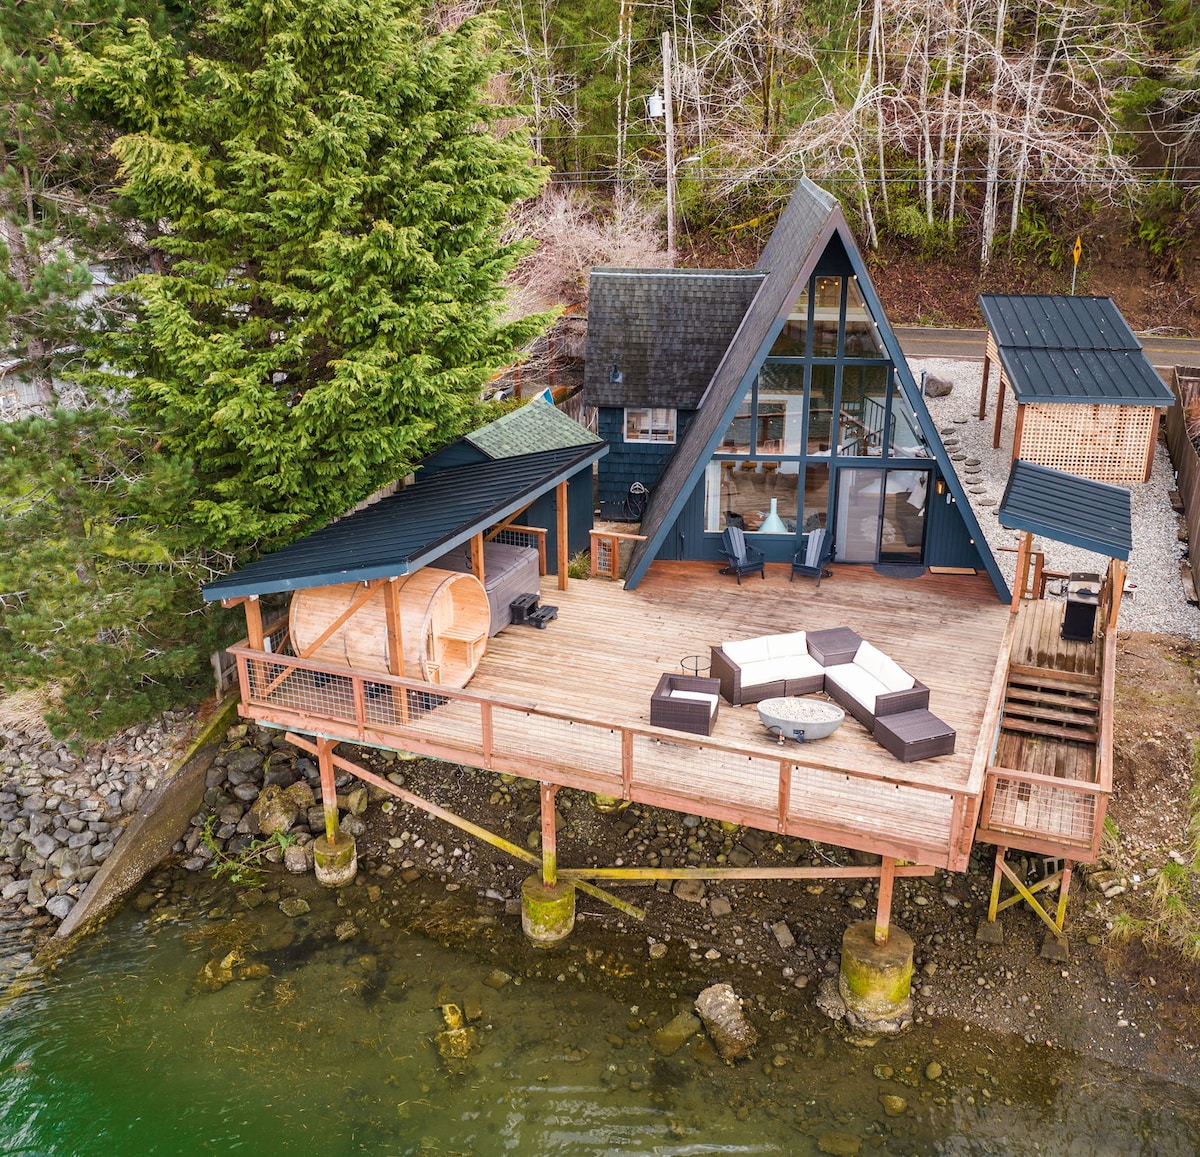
(1165, 367), (1200, 597)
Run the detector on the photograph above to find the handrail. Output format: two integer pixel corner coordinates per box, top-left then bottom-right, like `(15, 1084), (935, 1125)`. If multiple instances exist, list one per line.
(227, 642), (969, 862)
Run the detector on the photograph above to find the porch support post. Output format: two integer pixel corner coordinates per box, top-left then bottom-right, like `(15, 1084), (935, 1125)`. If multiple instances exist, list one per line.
(470, 532), (486, 585)
(978, 354), (991, 420)
(312, 736), (357, 886)
(245, 596), (264, 651)
(384, 576), (405, 677)
(521, 781), (575, 945)
(992, 376), (1006, 448)
(874, 856), (896, 946)
(556, 480), (569, 591)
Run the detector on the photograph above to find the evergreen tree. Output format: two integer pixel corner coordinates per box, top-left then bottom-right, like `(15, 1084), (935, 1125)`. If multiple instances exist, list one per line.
(66, 0), (552, 551)
(0, 0), (134, 408)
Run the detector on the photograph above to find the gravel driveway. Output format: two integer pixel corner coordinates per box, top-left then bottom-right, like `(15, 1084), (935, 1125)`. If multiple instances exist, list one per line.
(909, 356), (1200, 640)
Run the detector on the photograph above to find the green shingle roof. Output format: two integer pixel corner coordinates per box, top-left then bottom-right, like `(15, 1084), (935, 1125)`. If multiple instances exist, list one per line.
(466, 397), (601, 459)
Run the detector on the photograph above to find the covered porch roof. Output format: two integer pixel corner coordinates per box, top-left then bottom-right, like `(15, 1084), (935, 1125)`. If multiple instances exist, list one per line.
(201, 441), (605, 601)
(998, 460), (1132, 560)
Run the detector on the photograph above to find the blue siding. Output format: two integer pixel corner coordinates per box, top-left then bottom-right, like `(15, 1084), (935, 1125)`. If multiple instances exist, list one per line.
(596, 408), (694, 507)
(523, 472), (593, 573)
(924, 480), (988, 569)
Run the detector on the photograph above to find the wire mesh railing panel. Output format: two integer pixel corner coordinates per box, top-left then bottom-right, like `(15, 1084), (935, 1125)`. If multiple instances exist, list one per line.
(365, 685), (484, 750)
(986, 774), (1096, 845)
(492, 528), (541, 553)
(489, 709), (624, 784)
(788, 765), (956, 846)
(631, 736), (780, 812)
(247, 659), (357, 722)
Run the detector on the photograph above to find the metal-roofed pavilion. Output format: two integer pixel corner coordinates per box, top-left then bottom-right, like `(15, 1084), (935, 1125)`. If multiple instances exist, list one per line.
(978, 294), (1173, 483)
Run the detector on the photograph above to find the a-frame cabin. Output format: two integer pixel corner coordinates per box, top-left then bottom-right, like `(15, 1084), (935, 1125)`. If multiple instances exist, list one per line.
(586, 179), (1006, 596)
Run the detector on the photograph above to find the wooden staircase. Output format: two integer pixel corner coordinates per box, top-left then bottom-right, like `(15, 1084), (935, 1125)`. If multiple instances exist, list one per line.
(1000, 663), (1102, 746)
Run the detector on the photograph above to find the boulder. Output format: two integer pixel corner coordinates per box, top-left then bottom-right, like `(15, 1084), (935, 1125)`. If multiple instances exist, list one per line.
(923, 374), (953, 398)
(247, 784), (299, 836)
(694, 983), (757, 1061)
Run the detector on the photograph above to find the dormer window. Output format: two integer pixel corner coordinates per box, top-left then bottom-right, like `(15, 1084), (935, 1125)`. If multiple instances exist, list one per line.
(624, 407), (677, 444)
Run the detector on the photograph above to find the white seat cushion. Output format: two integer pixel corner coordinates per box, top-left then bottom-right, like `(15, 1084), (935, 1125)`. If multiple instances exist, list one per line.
(669, 689), (718, 713)
(740, 654), (823, 688)
(764, 630), (807, 659)
(853, 641), (915, 692)
(824, 663), (886, 714)
(722, 638), (770, 664)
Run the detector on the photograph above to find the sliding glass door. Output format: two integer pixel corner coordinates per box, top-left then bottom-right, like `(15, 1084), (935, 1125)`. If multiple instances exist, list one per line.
(834, 468), (929, 564)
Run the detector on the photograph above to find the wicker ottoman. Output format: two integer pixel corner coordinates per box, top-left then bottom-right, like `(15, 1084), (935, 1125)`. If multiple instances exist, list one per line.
(650, 673), (721, 736)
(874, 708), (956, 762)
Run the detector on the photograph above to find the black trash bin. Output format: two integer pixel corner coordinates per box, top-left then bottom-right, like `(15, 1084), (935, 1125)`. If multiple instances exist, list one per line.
(1061, 572), (1100, 643)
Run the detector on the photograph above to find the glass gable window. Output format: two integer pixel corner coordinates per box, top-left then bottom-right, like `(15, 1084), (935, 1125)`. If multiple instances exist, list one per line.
(624, 407), (677, 444)
(769, 285), (810, 356)
(702, 268), (930, 560)
(756, 364), (805, 455)
(844, 277), (886, 358)
(886, 384), (931, 457)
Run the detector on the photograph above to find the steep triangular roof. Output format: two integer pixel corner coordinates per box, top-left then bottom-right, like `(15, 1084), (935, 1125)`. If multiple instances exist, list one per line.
(623, 178), (1006, 598)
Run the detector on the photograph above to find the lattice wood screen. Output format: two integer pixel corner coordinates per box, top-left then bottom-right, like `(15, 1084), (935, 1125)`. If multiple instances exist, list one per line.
(1017, 403), (1156, 483)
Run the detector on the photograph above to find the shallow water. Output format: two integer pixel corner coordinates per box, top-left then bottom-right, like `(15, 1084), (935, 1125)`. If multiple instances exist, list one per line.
(1, 870), (1198, 1157)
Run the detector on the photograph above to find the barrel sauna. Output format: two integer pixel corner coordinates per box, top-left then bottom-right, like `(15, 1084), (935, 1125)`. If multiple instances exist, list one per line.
(289, 569), (490, 687)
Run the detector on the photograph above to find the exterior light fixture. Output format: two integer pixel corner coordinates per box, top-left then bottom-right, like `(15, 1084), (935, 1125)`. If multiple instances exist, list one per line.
(609, 362), (624, 385)
(935, 477), (947, 496)
(646, 89), (665, 119)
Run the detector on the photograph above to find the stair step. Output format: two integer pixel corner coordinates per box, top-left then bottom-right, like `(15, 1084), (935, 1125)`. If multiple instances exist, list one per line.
(1001, 717), (1099, 743)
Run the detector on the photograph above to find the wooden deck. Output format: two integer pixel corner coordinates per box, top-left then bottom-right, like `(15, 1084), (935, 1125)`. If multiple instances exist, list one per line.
(230, 561), (1013, 871)
(977, 599), (1114, 860)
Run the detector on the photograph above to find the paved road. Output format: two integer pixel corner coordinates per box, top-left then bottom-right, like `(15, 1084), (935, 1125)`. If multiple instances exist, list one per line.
(894, 326), (1200, 370)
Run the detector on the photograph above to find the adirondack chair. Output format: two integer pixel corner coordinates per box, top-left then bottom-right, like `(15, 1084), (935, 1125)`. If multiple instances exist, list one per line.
(719, 526), (766, 584)
(790, 527), (833, 587)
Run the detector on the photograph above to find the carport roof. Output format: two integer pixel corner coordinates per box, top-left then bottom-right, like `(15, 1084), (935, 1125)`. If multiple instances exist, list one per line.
(980, 294), (1173, 406)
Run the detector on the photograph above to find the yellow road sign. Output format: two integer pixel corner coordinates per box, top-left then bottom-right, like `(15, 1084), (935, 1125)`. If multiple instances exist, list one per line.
(1073, 235), (1082, 265)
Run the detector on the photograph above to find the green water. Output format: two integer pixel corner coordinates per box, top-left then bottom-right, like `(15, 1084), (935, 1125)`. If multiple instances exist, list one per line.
(1, 869), (1198, 1157)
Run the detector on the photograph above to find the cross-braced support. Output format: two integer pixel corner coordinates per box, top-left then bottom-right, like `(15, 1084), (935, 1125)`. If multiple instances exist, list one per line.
(984, 847), (1074, 955)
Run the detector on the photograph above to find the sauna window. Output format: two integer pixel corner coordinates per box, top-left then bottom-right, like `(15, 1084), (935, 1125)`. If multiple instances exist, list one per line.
(624, 407), (677, 444)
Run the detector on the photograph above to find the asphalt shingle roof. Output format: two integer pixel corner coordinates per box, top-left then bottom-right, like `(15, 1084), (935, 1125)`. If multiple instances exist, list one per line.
(585, 269), (765, 408)
(467, 398), (601, 458)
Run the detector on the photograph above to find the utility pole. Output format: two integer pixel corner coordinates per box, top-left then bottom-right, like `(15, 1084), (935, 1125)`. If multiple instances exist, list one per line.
(662, 30), (677, 267)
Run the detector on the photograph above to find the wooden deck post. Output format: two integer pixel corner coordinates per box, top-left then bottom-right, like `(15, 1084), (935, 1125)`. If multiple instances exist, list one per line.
(978, 353), (991, 420)
(992, 376), (1006, 449)
(384, 577), (405, 677)
(874, 856), (896, 946)
(244, 596), (264, 651)
(540, 782), (559, 886)
(556, 481), (569, 591)
(470, 532), (486, 586)
(317, 736), (340, 845)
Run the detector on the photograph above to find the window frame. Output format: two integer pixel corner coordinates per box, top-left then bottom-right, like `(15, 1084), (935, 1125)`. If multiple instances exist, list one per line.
(623, 406), (678, 444)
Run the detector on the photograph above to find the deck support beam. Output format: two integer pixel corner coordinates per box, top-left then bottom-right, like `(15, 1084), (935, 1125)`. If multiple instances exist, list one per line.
(984, 847), (1075, 949)
(283, 733), (643, 920)
(874, 856), (897, 946)
(312, 736), (357, 886)
(540, 782), (559, 887)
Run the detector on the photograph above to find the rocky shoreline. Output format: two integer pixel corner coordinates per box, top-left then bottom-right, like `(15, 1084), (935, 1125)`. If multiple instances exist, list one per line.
(0, 712), (193, 972)
(3, 696), (1198, 1088)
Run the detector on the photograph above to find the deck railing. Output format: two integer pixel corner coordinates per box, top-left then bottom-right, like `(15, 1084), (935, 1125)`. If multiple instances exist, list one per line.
(977, 618), (1115, 860)
(228, 640), (976, 867)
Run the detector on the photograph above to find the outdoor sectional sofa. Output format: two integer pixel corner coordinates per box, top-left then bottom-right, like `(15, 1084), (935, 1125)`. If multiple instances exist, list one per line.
(709, 626), (952, 760)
